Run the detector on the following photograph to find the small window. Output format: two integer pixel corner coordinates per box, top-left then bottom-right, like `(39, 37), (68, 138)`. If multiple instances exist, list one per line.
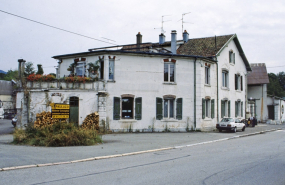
(222, 71), (228, 87)
(221, 100), (230, 118)
(156, 97), (183, 120)
(202, 98), (215, 119)
(164, 99), (174, 118)
(122, 97), (133, 119)
(205, 67), (210, 85)
(164, 62), (175, 82)
(99, 60), (104, 79)
(235, 74), (243, 91)
(205, 99), (210, 118)
(76, 62), (85, 77)
(113, 96), (142, 120)
(109, 59), (114, 80)
(235, 101), (242, 117)
(229, 51), (235, 64)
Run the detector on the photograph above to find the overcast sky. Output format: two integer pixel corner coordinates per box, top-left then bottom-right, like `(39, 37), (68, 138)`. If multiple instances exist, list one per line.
(0, 0), (284, 74)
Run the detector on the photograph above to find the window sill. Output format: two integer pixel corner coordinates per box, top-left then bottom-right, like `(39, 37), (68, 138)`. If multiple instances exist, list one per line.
(204, 118), (213, 121)
(161, 119), (179, 122)
(229, 63), (235, 66)
(221, 87), (230, 91)
(204, 84), (211, 87)
(118, 119), (137, 122)
(235, 90), (242, 92)
(107, 80), (116, 83)
(163, 82), (177, 85)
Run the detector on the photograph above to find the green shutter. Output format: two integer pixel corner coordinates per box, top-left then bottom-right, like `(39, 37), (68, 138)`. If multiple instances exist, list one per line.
(228, 101), (231, 117)
(235, 74), (237, 90)
(229, 51), (231, 63)
(221, 100), (225, 118)
(202, 98), (205, 119)
(135, 97), (142, 120)
(156, 97), (163, 120)
(113, 97), (120, 120)
(233, 53), (235, 64)
(211, 99), (215, 119)
(241, 101), (243, 117)
(176, 98), (183, 120)
(235, 101), (238, 117)
(241, 76), (243, 91)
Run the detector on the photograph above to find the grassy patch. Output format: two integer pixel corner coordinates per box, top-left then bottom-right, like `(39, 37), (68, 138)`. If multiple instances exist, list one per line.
(12, 122), (102, 147)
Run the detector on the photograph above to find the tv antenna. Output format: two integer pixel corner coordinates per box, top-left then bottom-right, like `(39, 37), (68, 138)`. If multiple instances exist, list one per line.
(154, 15), (171, 34)
(177, 12), (193, 36)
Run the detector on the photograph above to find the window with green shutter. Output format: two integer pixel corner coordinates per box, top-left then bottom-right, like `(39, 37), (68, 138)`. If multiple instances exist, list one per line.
(176, 98), (183, 120)
(221, 100), (225, 118)
(156, 98), (163, 120)
(113, 97), (120, 120)
(241, 76), (243, 91)
(202, 98), (205, 119)
(211, 99), (215, 119)
(135, 97), (142, 120)
(228, 101), (231, 117)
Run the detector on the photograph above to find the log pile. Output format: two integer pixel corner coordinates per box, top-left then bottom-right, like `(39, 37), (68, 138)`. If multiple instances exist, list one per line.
(34, 111), (67, 128)
(81, 112), (99, 130)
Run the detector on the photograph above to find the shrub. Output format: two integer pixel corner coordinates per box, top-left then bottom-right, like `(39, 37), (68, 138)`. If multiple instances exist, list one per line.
(27, 74), (56, 82)
(12, 122), (102, 147)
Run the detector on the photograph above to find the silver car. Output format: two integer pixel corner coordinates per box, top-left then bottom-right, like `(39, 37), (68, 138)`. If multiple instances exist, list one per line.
(216, 118), (245, 133)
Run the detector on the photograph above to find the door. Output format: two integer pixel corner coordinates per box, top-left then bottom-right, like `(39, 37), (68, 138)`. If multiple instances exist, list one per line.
(69, 96), (79, 126)
(268, 105), (274, 120)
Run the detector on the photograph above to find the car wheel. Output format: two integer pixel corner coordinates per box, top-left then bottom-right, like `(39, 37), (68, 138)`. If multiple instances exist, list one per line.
(233, 127), (237, 133)
(219, 129), (222, 132)
(242, 126), (245, 131)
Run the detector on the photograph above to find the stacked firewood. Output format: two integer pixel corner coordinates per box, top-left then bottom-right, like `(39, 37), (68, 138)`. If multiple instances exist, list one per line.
(34, 111), (66, 128)
(81, 112), (99, 130)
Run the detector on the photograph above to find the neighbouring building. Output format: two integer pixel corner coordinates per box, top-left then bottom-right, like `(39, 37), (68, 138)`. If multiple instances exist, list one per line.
(0, 80), (16, 117)
(16, 30), (252, 131)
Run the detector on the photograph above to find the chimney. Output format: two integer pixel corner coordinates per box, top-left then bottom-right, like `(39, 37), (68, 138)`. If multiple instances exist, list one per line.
(183, 30), (189, 43)
(18, 59), (26, 88)
(136, 32), (142, 51)
(159, 33), (165, 44)
(171, 30), (177, 54)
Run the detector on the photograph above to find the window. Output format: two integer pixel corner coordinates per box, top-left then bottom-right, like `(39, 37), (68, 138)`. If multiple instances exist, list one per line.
(229, 50), (235, 64)
(76, 62), (85, 77)
(235, 74), (243, 91)
(205, 66), (210, 85)
(109, 59), (114, 80)
(164, 62), (175, 82)
(156, 97), (182, 120)
(221, 100), (230, 118)
(235, 101), (243, 117)
(222, 70), (228, 87)
(202, 98), (215, 119)
(113, 97), (142, 120)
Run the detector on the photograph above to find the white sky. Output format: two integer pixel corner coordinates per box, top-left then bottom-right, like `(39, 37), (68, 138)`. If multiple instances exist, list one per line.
(0, 0), (284, 74)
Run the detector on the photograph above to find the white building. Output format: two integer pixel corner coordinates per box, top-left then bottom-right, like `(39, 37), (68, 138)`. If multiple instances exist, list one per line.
(16, 31), (251, 131)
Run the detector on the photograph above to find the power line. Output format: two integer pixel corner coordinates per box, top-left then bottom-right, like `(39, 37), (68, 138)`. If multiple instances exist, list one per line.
(0, 9), (116, 45)
(267, 65), (285, 68)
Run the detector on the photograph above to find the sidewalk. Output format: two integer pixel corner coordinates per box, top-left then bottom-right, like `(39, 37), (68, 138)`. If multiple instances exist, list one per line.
(0, 123), (284, 170)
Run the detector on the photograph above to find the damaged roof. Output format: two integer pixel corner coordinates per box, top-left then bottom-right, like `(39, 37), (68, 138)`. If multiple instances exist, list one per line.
(247, 63), (269, 85)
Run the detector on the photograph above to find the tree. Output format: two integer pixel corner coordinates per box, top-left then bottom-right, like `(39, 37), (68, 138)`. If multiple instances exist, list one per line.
(0, 70), (18, 81)
(267, 73), (285, 97)
(277, 72), (285, 91)
(24, 62), (35, 77)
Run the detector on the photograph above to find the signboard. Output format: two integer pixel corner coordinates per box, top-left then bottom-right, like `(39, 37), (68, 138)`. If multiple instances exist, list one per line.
(50, 103), (70, 119)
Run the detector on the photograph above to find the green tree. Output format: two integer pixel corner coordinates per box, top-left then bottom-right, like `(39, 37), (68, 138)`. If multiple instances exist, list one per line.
(24, 62), (35, 77)
(267, 73), (285, 97)
(277, 71), (285, 91)
(0, 70), (18, 81)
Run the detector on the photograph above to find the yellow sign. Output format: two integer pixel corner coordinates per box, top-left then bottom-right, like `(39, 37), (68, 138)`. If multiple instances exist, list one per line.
(52, 115), (70, 119)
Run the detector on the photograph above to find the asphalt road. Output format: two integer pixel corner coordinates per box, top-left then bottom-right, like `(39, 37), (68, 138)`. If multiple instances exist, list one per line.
(1, 130), (284, 185)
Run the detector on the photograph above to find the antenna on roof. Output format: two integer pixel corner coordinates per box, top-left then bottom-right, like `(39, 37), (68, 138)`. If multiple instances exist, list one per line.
(154, 15), (171, 34)
(178, 12), (193, 37)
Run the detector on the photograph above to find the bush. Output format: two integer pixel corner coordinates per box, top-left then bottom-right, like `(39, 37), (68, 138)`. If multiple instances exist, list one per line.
(12, 122), (102, 147)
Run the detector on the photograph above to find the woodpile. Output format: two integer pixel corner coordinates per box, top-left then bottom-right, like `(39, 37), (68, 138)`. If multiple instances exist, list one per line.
(81, 112), (99, 130)
(34, 111), (67, 128)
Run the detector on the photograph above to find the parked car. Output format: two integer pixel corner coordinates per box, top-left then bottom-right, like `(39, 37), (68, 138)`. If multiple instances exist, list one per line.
(216, 118), (245, 133)
(11, 116), (17, 127)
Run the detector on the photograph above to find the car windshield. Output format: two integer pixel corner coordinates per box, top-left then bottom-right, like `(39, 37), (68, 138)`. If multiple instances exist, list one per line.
(221, 118), (234, 122)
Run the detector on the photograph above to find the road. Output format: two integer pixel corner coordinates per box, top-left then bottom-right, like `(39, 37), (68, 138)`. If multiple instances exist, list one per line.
(1, 130), (284, 185)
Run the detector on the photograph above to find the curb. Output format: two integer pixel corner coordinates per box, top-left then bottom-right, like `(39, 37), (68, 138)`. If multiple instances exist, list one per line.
(1, 128), (282, 172)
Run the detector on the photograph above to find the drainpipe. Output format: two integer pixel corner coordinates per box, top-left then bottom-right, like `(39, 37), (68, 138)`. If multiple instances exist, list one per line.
(194, 57), (197, 129)
(216, 60), (219, 122)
